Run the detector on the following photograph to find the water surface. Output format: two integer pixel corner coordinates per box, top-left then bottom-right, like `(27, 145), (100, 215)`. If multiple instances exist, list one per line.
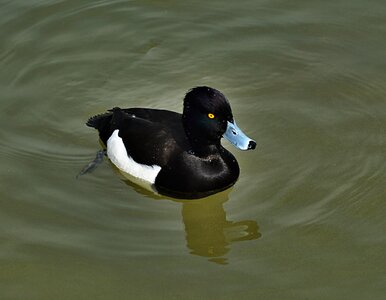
(1, 0), (386, 299)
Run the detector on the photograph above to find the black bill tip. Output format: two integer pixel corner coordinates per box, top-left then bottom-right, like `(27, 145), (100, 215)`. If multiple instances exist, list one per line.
(248, 140), (257, 150)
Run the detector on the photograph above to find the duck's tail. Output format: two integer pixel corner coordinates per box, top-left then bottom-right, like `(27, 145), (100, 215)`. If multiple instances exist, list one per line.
(87, 108), (128, 145)
(86, 112), (113, 130)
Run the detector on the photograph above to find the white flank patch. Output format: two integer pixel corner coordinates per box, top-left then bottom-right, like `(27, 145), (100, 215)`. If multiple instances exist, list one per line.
(107, 130), (161, 184)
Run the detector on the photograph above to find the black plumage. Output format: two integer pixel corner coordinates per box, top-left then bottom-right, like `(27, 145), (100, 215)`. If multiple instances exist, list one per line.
(87, 86), (252, 199)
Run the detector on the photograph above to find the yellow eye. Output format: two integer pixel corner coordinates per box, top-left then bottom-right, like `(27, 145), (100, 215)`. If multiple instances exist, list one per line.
(208, 113), (215, 119)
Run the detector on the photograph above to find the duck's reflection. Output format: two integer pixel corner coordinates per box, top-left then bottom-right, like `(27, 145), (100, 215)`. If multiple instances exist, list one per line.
(178, 189), (261, 264)
(120, 172), (261, 265)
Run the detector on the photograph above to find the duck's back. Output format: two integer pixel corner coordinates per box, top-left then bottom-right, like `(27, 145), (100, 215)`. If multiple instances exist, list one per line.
(87, 108), (189, 168)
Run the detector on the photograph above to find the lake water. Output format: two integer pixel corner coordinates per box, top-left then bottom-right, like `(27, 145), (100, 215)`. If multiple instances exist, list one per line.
(1, 0), (386, 299)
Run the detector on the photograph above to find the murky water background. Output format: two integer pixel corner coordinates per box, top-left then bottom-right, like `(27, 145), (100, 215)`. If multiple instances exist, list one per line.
(1, 0), (386, 299)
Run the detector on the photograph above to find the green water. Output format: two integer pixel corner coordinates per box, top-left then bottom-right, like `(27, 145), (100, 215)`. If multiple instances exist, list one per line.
(1, 0), (386, 299)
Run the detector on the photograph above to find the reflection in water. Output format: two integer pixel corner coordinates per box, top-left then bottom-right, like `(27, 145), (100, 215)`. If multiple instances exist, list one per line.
(83, 157), (261, 264)
(179, 190), (261, 265)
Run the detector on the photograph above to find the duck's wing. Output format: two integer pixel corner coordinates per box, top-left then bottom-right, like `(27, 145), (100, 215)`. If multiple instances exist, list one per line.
(121, 107), (181, 126)
(87, 108), (184, 142)
(108, 107), (186, 167)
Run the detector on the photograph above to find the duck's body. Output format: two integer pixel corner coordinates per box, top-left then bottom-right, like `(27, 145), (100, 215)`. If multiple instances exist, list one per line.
(87, 87), (255, 199)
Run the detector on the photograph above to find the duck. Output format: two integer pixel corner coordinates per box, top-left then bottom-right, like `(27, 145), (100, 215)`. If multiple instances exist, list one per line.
(86, 86), (256, 199)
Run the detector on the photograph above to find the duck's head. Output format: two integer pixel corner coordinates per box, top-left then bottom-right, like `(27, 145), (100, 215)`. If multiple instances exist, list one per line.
(182, 86), (256, 152)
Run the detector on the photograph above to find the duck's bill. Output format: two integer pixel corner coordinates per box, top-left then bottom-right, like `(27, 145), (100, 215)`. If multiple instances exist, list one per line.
(223, 121), (256, 151)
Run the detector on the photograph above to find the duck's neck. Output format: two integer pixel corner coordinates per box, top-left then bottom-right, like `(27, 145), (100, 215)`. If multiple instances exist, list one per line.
(182, 115), (222, 157)
(188, 139), (221, 157)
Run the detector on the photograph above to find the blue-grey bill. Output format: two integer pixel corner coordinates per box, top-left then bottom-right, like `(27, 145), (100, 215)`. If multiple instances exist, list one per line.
(223, 121), (256, 151)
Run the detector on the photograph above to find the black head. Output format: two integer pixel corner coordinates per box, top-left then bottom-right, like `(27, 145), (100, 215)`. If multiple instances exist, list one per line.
(182, 86), (233, 151)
